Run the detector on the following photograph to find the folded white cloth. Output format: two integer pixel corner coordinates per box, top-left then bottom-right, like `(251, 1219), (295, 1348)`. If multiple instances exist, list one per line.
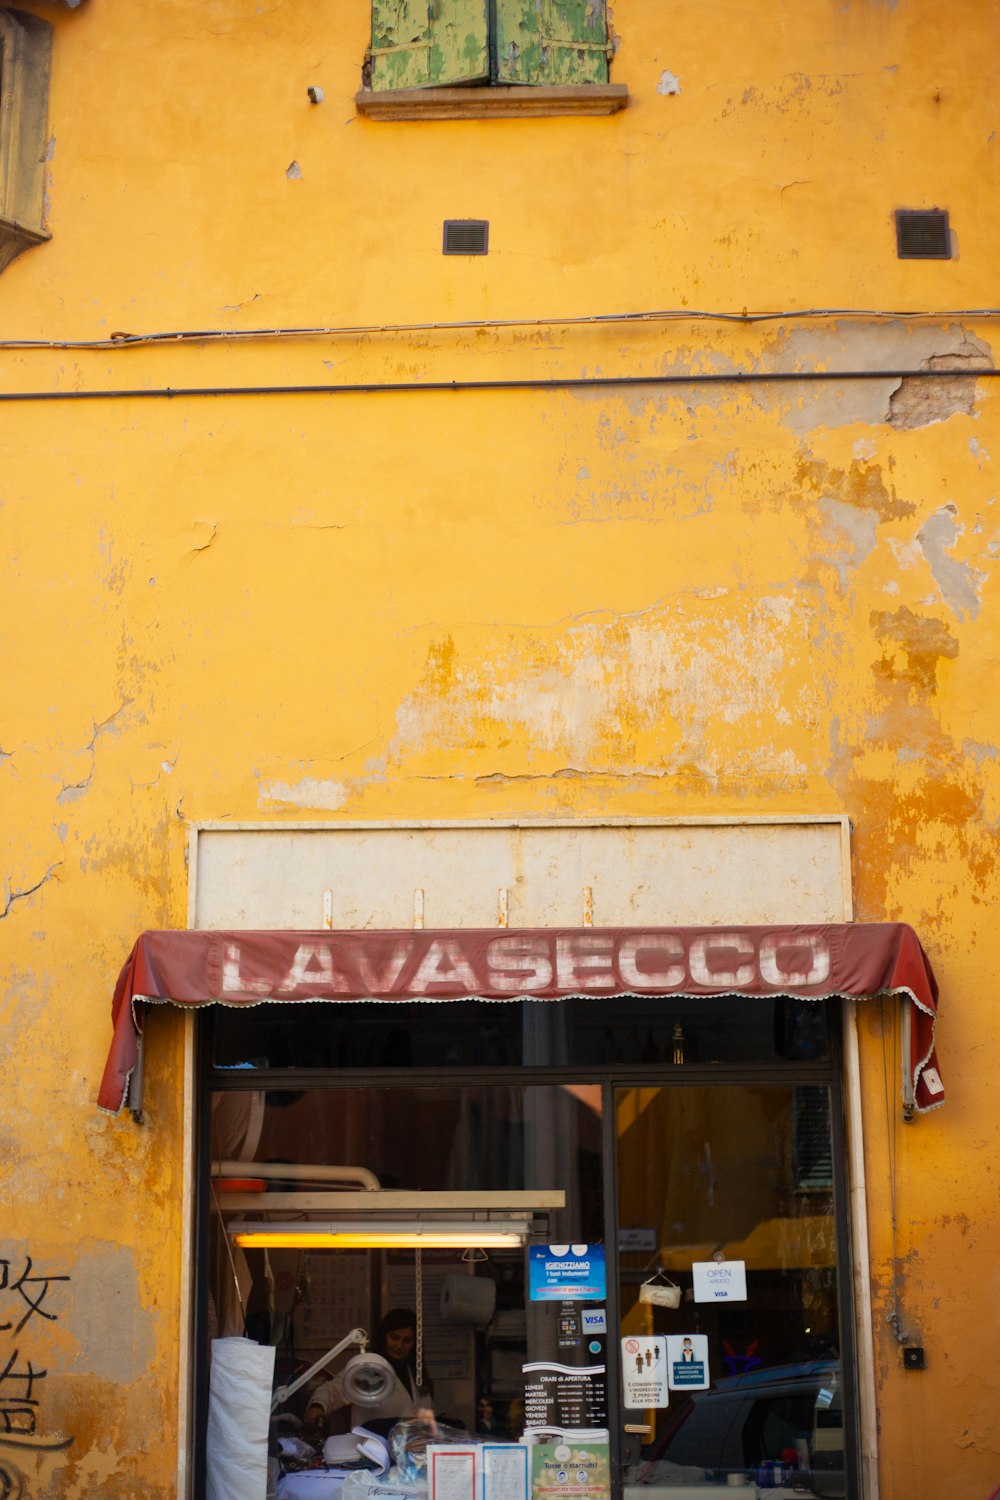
(323, 1435), (365, 1465)
(276, 1469), (353, 1499)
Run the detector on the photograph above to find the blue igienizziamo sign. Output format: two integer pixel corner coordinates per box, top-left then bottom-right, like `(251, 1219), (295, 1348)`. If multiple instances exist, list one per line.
(528, 1244), (607, 1302)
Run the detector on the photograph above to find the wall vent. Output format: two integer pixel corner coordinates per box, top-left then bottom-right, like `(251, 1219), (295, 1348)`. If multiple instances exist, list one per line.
(443, 220), (489, 255)
(895, 209), (951, 259)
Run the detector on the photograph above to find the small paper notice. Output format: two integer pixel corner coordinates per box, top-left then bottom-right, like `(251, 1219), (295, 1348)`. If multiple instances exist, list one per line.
(666, 1334), (710, 1390)
(692, 1259), (747, 1303)
(620, 1337), (669, 1409)
(428, 1445), (478, 1500)
(482, 1442), (528, 1500)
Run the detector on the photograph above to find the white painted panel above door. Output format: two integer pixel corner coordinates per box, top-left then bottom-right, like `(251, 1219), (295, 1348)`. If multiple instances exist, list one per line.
(190, 818), (850, 930)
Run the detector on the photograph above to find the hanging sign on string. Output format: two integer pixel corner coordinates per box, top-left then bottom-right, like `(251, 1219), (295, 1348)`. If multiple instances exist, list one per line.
(692, 1259), (747, 1303)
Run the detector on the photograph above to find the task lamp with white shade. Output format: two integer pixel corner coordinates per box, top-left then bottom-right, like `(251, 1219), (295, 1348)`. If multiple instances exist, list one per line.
(269, 1327), (398, 1415)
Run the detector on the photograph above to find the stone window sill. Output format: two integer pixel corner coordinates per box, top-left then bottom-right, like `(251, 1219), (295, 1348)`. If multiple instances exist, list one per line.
(0, 216), (49, 274)
(355, 83), (628, 121)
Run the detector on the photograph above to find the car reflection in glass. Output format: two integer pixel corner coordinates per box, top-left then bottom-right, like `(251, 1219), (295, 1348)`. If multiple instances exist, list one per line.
(625, 1360), (845, 1497)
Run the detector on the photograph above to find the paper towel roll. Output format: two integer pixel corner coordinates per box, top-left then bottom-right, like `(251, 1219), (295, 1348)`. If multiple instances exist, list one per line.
(440, 1273), (497, 1325)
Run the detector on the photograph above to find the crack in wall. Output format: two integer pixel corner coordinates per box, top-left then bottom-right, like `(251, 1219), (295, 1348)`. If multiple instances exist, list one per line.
(476, 767), (671, 783)
(129, 753), (178, 791)
(187, 520), (217, 555)
(1, 863), (61, 919)
(57, 701), (134, 804)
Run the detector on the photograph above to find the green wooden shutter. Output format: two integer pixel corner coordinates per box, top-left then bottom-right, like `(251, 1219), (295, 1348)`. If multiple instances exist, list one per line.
(370, 0), (489, 91)
(495, 0), (610, 86)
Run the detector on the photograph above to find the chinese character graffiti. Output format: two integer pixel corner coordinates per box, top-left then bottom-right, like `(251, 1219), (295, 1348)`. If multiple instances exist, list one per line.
(0, 1259), (69, 1339)
(0, 1257), (73, 1498)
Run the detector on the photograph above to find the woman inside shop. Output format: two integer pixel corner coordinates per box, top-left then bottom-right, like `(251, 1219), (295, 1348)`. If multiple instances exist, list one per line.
(304, 1309), (433, 1433)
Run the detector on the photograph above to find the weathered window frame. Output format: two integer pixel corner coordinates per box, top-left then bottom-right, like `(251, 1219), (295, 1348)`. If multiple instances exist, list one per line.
(0, 8), (53, 271)
(356, 0), (628, 121)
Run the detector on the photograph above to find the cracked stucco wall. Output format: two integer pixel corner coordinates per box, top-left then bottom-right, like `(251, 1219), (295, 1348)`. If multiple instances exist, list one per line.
(1, 0), (999, 1495)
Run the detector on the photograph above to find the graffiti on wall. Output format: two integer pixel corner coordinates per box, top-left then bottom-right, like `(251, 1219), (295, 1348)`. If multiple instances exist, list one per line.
(0, 1257), (73, 1498)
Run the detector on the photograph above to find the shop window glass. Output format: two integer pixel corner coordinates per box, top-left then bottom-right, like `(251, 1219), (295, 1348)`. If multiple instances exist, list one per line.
(206, 1081), (608, 1485)
(211, 994), (830, 1072)
(201, 1014), (850, 1496)
(616, 1083), (844, 1497)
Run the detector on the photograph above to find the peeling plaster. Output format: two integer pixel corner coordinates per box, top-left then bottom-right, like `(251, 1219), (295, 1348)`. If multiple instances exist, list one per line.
(61, 1240), (156, 1384)
(796, 457), (914, 523)
(761, 324), (995, 434)
(886, 535), (922, 572)
(888, 348), (994, 431)
(962, 739), (1000, 764)
(389, 595), (819, 783)
(257, 776), (347, 810)
(917, 505), (986, 621)
(187, 520), (217, 554)
(657, 69), (681, 95)
(817, 497), (879, 589)
(871, 605), (959, 692)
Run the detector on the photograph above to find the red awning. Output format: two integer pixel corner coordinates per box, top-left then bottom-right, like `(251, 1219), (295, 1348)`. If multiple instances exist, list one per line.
(97, 923), (943, 1116)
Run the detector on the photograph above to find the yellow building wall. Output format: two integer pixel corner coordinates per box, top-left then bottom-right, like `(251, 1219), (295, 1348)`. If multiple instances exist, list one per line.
(1, 0), (998, 1494)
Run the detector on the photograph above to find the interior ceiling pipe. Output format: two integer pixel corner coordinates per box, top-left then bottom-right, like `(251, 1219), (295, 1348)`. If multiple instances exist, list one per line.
(213, 1160), (381, 1190)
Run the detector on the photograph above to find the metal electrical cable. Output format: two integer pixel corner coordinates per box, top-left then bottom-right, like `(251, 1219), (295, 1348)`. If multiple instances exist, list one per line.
(0, 305), (998, 351)
(210, 1182), (249, 1334)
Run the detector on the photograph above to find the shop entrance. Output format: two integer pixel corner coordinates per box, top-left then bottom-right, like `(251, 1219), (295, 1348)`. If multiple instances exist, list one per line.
(199, 989), (857, 1499)
(614, 1081), (850, 1497)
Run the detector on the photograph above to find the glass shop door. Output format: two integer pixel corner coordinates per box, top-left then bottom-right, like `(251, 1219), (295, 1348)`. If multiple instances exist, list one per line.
(614, 1082), (852, 1499)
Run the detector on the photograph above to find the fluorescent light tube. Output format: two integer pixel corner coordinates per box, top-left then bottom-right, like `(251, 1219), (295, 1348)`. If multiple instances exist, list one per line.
(230, 1219), (528, 1250)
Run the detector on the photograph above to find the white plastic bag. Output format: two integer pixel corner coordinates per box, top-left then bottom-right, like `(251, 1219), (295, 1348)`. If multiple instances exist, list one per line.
(277, 1472), (354, 1499)
(206, 1336), (276, 1500)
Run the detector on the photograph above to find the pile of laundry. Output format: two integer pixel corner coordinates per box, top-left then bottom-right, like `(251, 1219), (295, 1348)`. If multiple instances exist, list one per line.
(272, 1417), (468, 1500)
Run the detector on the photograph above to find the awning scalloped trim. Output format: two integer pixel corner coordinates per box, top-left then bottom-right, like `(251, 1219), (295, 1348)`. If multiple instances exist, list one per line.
(98, 924), (943, 1116)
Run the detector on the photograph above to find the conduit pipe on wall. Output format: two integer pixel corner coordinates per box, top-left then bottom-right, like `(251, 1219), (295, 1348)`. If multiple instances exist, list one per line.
(0, 366), (996, 402)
